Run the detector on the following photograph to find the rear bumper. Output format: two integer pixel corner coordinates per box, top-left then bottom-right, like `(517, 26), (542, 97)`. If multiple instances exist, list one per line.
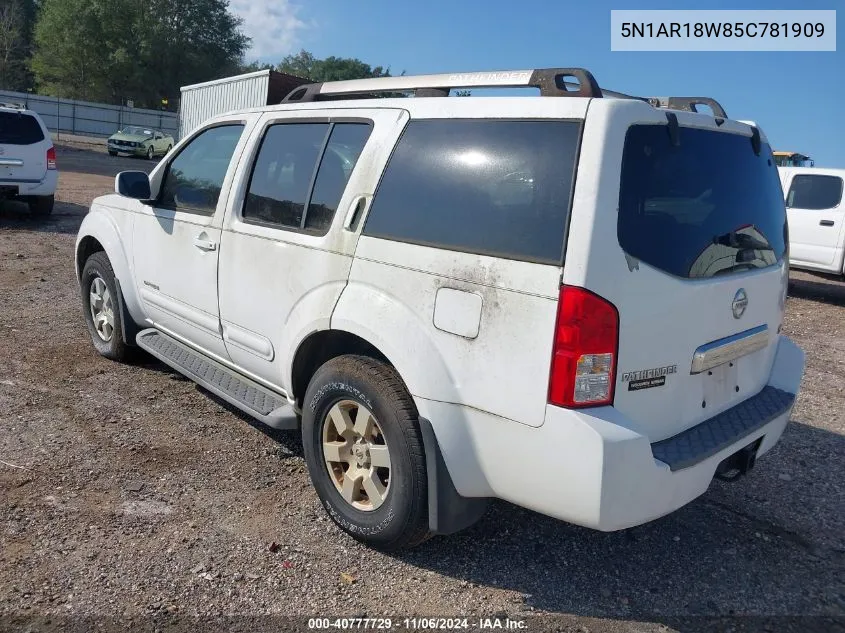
(417, 335), (804, 531)
(0, 170), (57, 197)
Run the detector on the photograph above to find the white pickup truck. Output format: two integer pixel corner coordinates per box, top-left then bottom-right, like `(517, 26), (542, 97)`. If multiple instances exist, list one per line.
(779, 167), (845, 277)
(74, 67), (805, 550)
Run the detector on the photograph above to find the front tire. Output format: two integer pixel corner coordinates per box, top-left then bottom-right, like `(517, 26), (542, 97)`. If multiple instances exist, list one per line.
(108, 150), (117, 157)
(28, 194), (54, 217)
(147, 145), (154, 160)
(302, 355), (431, 551)
(80, 252), (130, 361)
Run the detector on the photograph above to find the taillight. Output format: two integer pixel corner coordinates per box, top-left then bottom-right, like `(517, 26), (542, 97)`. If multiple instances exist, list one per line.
(548, 285), (619, 408)
(46, 147), (56, 170)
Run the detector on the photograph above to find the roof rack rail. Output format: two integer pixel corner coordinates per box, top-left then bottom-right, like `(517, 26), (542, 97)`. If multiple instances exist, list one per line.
(279, 67), (728, 118)
(644, 97), (727, 118)
(600, 90), (728, 118)
(0, 101), (26, 110)
(282, 68), (603, 102)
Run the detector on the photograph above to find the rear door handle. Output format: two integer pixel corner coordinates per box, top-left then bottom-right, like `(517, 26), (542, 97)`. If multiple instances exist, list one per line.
(820, 220), (835, 227)
(344, 195), (371, 231)
(193, 237), (217, 251)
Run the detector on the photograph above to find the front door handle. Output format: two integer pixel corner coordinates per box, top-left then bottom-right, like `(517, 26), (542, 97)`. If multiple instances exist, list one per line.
(193, 236), (217, 251)
(820, 220), (835, 227)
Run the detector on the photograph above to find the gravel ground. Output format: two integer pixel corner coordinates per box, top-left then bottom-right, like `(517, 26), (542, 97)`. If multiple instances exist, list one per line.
(0, 145), (843, 633)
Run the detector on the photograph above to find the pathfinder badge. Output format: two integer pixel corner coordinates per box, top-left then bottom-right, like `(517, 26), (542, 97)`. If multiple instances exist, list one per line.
(621, 365), (677, 391)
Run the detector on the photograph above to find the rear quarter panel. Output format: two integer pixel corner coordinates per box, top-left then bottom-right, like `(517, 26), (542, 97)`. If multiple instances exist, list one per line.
(333, 97), (592, 429)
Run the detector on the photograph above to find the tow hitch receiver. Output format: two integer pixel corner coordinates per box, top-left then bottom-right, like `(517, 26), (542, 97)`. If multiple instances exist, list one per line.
(715, 438), (762, 482)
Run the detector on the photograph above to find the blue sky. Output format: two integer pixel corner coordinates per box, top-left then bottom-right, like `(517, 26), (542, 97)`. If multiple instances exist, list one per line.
(238, 0), (842, 167)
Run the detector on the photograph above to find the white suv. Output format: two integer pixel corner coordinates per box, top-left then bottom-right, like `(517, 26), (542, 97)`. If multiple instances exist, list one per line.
(74, 68), (805, 550)
(0, 104), (57, 216)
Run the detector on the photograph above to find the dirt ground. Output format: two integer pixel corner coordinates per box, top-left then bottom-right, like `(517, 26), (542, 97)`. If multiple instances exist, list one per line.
(0, 145), (843, 633)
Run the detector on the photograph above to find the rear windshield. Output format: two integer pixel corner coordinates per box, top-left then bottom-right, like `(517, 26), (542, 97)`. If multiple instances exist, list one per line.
(363, 119), (581, 265)
(0, 112), (45, 145)
(618, 125), (786, 279)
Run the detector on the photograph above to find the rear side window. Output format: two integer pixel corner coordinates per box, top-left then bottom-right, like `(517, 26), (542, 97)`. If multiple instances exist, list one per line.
(618, 125), (787, 279)
(0, 112), (45, 145)
(306, 124), (372, 233)
(363, 119), (582, 264)
(786, 175), (843, 210)
(243, 122), (372, 234)
(159, 124), (244, 215)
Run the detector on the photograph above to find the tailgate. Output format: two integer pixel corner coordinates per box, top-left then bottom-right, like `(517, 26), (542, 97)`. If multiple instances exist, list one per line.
(567, 106), (789, 442)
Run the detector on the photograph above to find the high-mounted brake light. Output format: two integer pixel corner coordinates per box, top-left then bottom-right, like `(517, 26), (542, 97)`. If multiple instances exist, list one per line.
(548, 285), (619, 408)
(46, 147), (56, 170)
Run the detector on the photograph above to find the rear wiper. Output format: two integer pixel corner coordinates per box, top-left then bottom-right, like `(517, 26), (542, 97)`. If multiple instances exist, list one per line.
(713, 230), (773, 251)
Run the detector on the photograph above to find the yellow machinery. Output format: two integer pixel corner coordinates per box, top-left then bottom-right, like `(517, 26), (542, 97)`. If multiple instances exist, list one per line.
(773, 151), (814, 167)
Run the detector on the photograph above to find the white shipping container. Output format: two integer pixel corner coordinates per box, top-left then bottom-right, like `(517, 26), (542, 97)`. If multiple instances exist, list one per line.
(178, 70), (309, 139)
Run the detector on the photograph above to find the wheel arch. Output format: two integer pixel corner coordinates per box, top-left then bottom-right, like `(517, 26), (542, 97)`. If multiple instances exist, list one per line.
(290, 329), (391, 410)
(75, 208), (145, 328)
(292, 328), (488, 536)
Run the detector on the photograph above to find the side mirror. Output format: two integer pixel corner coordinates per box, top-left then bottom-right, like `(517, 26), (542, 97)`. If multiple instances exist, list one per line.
(115, 171), (151, 200)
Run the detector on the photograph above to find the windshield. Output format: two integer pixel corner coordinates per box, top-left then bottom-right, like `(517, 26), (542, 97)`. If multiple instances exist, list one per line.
(120, 126), (153, 136)
(618, 125), (786, 279)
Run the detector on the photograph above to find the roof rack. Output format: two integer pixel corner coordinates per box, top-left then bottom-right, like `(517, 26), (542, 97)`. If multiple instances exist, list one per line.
(280, 67), (728, 118)
(593, 89), (727, 118)
(644, 97), (727, 119)
(0, 102), (26, 110)
(282, 68), (603, 102)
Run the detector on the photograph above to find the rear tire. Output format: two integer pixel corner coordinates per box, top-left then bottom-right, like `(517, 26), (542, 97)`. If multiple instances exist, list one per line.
(146, 145), (154, 160)
(80, 252), (130, 362)
(28, 194), (54, 217)
(302, 355), (431, 551)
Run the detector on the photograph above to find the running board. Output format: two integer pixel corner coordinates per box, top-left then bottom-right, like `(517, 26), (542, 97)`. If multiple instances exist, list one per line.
(136, 328), (298, 430)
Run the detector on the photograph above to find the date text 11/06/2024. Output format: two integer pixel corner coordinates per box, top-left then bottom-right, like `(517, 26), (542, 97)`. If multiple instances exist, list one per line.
(307, 617), (527, 630)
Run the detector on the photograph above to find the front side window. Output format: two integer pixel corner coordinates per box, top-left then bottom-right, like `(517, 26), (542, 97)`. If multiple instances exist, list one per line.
(786, 175), (843, 210)
(618, 125), (787, 279)
(158, 124), (245, 215)
(243, 122), (372, 234)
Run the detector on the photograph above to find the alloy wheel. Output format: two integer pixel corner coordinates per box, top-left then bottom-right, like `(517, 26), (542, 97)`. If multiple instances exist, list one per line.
(322, 399), (391, 511)
(88, 276), (115, 342)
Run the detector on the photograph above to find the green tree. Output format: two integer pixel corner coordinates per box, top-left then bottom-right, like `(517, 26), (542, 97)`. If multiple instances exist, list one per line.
(136, 0), (249, 107)
(32, 0), (249, 107)
(31, 0), (102, 99)
(277, 49), (393, 81)
(240, 60), (274, 73)
(0, 0), (37, 91)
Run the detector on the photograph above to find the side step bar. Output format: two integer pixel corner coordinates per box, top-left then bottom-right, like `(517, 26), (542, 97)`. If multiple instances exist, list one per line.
(136, 328), (299, 430)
